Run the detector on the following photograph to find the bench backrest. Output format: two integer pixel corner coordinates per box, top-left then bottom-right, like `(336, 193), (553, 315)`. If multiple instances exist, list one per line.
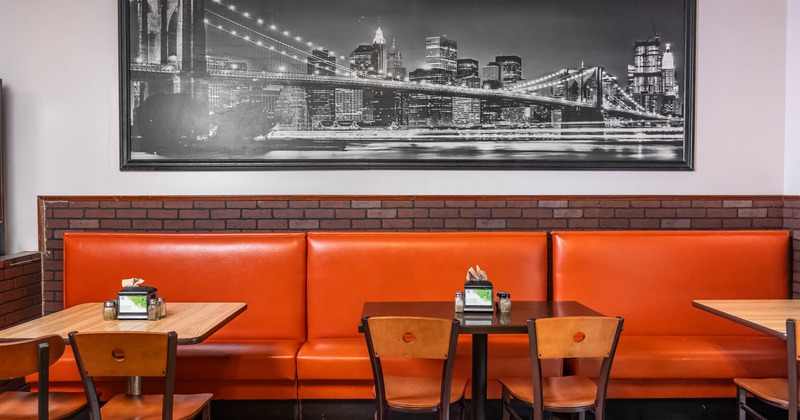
(552, 230), (790, 336)
(306, 231), (549, 340)
(63, 232), (307, 342)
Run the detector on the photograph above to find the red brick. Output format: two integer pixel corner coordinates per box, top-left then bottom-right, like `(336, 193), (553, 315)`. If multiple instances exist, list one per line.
(738, 208), (768, 218)
(507, 219), (538, 229)
(570, 200), (600, 207)
(100, 201), (132, 209)
(305, 209), (335, 219)
(598, 200), (630, 208)
(676, 208), (707, 218)
(227, 201), (258, 209)
(290, 220), (320, 230)
(630, 200), (661, 208)
(163, 220), (194, 230)
(258, 200), (289, 209)
(240, 209), (272, 218)
(753, 200), (783, 208)
(46, 219), (69, 229)
(351, 200), (381, 208)
(132, 220), (163, 230)
(445, 219), (476, 229)
(538, 200), (568, 208)
(69, 220), (100, 229)
(554, 209), (583, 218)
(430, 209), (460, 218)
(318, 201), (350, 209)
(45, 202), (69, 208)
(414, 219), (444, 229)
(539, 219), (568, 229)
(274, 209), (305, 219)
(130, 201), (163, 209)
(368, 209), (397, 218)
(491, 208), (522, 218)
(194, 220), (225, 230)
(507, 200), (538, 208)
(615, 209), (645, 218)
(476, 219), (506, 229)
(645, 209), (676, 218)
(320, 220), (351, 229)
(53, 209), (84, 218)
(147, 209), (178, 219)
(708, 208), (738, 218)
(383, 200), (414, 208)
(396, 209), (418, 218)
(117, 209), (147, 219)
(163, 201), (194, 209)
(722, 219), (752, 228)
(691, 219), (723, 229)
(599, 219), (630, 228)
(569, 219), (600, 229)
(382, 219), (413, 229)
(290, 200), (321, 209)
(352, 219), (381, 229)
(662, 219), (691, 229)
(661, 200), (692, 208)
(194, 201), (226, 209)
(723, 200), (753, 208)
(335, 209), (367, 219)
(100, 220), (132, 229)
(84, 209), (116, 219)
(211, 209), (241, 219)
(257, 220), (289, 230)
(180, 209), (211, 219)
(227, 220), (257, 230)
(630, 219), (660, 229)
(69, 200), (100, 208)
(460, 209), (491, 218)
(522, 209), (553, 218)
(753, 219), (784, 228)
(692, 200), (722, 208)
(416, 200), (445, 208)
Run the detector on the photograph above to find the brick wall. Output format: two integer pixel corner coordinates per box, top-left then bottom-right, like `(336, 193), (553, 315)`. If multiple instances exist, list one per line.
(786, 196), (800, 296)
(38, 195), (796, 313)
(0, 252), (43, 327)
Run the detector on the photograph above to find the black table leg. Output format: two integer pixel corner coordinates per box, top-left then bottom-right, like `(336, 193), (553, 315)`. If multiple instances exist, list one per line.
(472, 333), (487, 420)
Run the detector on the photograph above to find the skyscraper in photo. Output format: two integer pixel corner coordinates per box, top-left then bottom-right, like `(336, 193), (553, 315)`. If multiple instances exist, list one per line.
(308, 49), (335, 76)
(495, 55), (523, 86)
(631, 36), (664, 113)
(386, 39), (407, 80)
(661, 43), (681, 116)
(371, 28), (387, 76)
(426, 36), (457, 72)
(350, 44), (373, 74)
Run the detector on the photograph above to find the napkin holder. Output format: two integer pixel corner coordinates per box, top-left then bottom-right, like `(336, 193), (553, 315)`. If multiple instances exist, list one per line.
(117, 286), (158, 320)
(464, 279), (494, 312)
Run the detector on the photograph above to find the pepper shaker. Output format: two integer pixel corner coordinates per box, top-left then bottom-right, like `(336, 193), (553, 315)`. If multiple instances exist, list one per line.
(102, 300), (118, 321)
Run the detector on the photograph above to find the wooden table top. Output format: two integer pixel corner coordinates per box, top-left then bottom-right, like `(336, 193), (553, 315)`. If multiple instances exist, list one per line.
(0, 302), (247, 344)
(693, 299), (800, 339)
(360, 301), (603, 334)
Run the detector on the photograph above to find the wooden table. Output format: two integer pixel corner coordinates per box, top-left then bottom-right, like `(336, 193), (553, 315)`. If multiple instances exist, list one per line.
(0, 302), (247, 394)
(692, 299), (800, 339)
(360, 301), (602, 420)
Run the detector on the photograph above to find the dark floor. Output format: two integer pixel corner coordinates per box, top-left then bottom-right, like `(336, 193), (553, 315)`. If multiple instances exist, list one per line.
(210, 398), (789, 419)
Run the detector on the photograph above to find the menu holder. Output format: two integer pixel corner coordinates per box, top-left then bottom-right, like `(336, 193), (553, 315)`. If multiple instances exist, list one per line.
(117, 286), (158, 320)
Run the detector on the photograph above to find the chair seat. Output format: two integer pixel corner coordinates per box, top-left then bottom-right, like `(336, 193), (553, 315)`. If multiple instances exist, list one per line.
(0, 391), (87, 420)
(735, 377), (800, 408)
(99, 393), (213, 420)
(500, 376), (598, 409)
(381, 375), (467, 409)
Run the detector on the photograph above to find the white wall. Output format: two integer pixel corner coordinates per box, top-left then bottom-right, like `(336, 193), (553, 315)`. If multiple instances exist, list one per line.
(0, 0), (791, 253)
(786, 0), (800, 194)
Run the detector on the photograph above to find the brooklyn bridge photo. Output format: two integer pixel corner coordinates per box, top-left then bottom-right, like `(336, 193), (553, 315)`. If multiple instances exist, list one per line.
(121, 0), (694, 169)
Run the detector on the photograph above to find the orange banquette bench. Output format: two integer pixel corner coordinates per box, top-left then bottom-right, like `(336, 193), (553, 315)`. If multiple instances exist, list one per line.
(297, 231), (549, 400)
(47, 232), (308, 400)
(552, 230), (790, 399)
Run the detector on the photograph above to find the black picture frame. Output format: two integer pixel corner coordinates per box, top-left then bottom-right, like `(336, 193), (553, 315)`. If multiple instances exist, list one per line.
(119, 0), (696, 171)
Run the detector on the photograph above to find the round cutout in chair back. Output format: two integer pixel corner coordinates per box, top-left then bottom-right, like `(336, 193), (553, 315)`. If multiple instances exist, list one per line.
(573, 332), (585, 343)
(402, 332), (416, 343)
(111, 348), (127, 361)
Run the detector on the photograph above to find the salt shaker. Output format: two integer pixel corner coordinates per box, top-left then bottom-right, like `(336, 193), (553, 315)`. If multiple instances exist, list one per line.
(158, 297), (166, 318)
(102, 300), (118, 321)
(147, 298), (160, 321)
(455, 291), (464, 313)
(496, 291), (511, 313)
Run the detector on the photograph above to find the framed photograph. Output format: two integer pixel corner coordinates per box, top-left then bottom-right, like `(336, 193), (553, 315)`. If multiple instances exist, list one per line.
(119, 0), (696, 170)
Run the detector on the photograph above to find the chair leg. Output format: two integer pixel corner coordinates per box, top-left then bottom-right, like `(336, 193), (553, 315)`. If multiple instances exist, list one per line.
(202, 403), (211, 420)
(737, 386), (746, 420)
(501, 387), (511, 420)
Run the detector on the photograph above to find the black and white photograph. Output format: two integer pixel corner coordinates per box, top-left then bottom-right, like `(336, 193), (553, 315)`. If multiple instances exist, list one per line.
(120, 0), (696, 170)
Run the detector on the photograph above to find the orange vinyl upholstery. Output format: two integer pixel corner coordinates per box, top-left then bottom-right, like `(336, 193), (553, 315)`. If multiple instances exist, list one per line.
(298, 231), (549, 399)
(552, 230), (790, 399)
(45, 232), (308, 400)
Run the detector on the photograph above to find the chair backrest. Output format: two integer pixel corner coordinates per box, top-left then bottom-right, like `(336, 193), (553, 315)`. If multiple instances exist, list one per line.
(529, 316), (623, 417)
(0, 335), (64, 420)
(69, 331), (178, 420)
(362, 316), (460, 416)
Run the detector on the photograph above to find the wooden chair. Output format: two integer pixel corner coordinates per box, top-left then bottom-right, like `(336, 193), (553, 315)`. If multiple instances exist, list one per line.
(499, 316), (624, 420)
(0, 334), (87, 420)
(68, 331), (212, 420)
(735, 318), (800, 420)
(362, 316), (466, 420)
